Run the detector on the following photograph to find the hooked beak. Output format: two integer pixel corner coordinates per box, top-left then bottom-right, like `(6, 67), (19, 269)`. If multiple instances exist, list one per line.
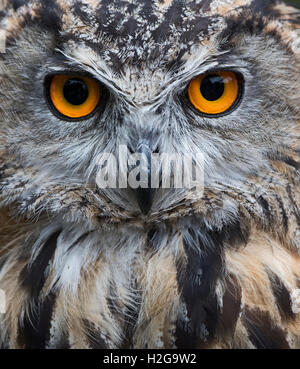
(131, 140), (156, 215)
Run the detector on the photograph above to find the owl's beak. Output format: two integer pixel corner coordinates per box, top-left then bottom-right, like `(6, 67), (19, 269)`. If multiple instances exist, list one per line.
(131, 140), (156, 215)
(135, 187), (156, 215)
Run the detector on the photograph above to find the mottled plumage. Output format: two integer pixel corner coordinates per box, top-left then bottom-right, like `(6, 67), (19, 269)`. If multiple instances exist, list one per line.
(0, 0), (300, 349)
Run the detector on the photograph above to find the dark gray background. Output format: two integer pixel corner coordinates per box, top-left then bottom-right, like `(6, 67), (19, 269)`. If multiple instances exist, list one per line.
(287, 0), (300, 7)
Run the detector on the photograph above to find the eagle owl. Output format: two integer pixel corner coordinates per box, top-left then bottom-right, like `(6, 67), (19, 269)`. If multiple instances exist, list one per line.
(0, 0), (300, 349)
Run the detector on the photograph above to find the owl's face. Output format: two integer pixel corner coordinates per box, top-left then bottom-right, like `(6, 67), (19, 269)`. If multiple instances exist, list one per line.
(0, 0), (299, 225)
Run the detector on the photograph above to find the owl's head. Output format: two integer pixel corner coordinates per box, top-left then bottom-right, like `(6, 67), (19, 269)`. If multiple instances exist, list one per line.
(0, 0), (299, 227)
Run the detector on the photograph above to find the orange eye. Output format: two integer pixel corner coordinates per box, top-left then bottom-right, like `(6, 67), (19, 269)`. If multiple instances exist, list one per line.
(49, 75), (101, 119)
(188, 71), (241, 115)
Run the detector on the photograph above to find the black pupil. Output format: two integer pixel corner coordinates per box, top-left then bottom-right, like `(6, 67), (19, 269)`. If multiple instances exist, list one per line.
(63, 78), (89, 105)
(200, 74), (225, 101)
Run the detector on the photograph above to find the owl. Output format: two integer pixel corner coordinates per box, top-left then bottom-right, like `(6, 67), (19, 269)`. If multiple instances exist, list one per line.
(0, 0), (299, 350)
